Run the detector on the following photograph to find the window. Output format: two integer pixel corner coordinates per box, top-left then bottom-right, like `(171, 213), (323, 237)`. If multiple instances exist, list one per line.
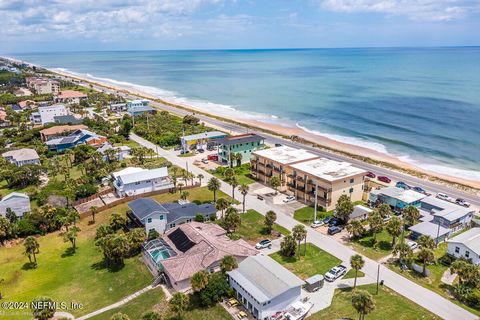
(466, 251), (470, 258)
(349, 188), (354, 193)
(350, 178), (354, 183)
(455, 246), (460, 253)
(159, 215), (164, 220)
(147, 218), (152, 223)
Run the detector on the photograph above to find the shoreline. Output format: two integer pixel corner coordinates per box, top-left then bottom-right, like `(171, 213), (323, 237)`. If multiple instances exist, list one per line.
(5, 56), (479, 192)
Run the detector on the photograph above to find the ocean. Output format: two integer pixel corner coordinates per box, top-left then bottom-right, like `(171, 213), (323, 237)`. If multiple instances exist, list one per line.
(10, 48), (480, 180)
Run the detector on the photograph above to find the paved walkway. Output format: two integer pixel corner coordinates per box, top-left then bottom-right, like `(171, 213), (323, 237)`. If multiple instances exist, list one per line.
(130, 132), (478, 320)
(76, 285), (153, 320)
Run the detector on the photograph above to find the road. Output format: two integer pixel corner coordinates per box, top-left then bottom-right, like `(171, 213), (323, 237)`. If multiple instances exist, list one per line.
(130, 132), (478, 320)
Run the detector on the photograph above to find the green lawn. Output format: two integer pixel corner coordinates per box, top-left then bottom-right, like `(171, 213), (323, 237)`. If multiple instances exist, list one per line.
(309, 284), (440, 320)
(234, 209), (290, 243)
(211, 163), (256, 185)
(350, 229), (395, 260)
(388, 243), (480, 316)
(344, 268), (365, 279)
(294, 200), (366, 225)
(0, 207), (153, 320)
(270, 243), (341, 279)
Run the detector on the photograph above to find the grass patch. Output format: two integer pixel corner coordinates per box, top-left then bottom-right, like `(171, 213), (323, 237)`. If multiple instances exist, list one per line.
(344, 268), (365, 279)
(233, 209), (289, 243)
(293, 200), (366, 225)
(351, 229), (395, 260)
(269, 243), (341, 279)
(309, 284), (440, 320)
(211, 163), (256, 185)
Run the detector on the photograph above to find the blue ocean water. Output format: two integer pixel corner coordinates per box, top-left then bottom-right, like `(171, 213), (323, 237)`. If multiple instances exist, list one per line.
(11, 48), (480, 180)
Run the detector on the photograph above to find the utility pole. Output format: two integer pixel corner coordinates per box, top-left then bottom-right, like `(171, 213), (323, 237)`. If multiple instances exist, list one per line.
(376, 264), (380, 295)
(314, 181), (318, 223)
(186, 161), (189, 185)
(435, 220), (441, 247)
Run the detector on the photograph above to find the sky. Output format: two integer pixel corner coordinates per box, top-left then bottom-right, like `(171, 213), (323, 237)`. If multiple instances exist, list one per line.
(1, 0), (480, 53)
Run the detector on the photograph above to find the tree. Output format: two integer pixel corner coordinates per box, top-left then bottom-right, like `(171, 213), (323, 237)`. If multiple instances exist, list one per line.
(417, 248), (435, 276)
(5, 208), (17, 224)
(207, 177), (221, 202)
(264, 211), (277, 234)
(450, 260), (480, 288)
(195, 214), (205, 222)
(191, 270), (210, 292)
(215, 198), (229, 218)
(32, 296), (56, 320)
(63, 226), (80, 253)
(198, 272), (231, 307)
(417, 235), (435, 250)
(148, 229), (160, 241)
(292, 224), (307, 258)
(197, 173), (204, 185)
(386, 216), (402, 247)
(110, 312), (130, 320)
(220, 255), (238, 273)
(235, 153), (243, 167)
(24, 236), (40, 266)
(346, 220), (366, 239)
(169, 292), (189, 318)
(228, 175), (239, 202)
(238, 184), (249, 213)
(0, 216), (11, 245)
(90, 206), (98, 224)
(127, 228), (147, 255)
(180, 190), (189, 201)
(110, 213), (127, 231)
(280, 234), (297, 257)
(177, 182), (184, 193)
(224, 207), (241, 233)
(270, 176), (281, 194)
(368, 211), (383, 246)
(350, 254), (365, 288)
(351, 290), (375, 320)
(377, 204), (392, 219)
(95, 233), (129, 266)
(402, 205), (420, 226)
(336, 194), (354, 223)
(393, 242), (414, 266)
(141, 311), (162, 320)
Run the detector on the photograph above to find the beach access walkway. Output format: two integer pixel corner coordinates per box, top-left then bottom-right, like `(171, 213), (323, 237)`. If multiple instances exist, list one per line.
(130, 132), (477, 320)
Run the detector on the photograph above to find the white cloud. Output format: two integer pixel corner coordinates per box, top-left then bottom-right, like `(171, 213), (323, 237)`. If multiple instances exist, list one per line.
(319, 0), (476, 21)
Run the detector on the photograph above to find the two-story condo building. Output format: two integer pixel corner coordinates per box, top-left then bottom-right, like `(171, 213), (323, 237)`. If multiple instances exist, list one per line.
(368, 186), (426, 211)
(26, 77), (60, 95)
(33, 104), (69, 125)
(447, 228), (480, 264)
(217, 133), (265, 166)
(228, 255), (304, 320)
(111, 167), (173, 197)
(2, 148), (40, 167)
(46, 129), (107, 152)
(251, 146), (319, 192)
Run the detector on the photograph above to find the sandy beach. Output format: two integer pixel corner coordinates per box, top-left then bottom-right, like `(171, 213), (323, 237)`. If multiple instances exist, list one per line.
(44, 66), (480, 191)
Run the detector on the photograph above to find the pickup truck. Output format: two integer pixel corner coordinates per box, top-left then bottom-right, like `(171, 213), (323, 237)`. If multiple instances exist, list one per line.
(325, 265), (347, 282)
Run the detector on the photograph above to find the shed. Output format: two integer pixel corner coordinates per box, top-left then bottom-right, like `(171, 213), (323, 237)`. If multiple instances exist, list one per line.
(304, 274), (324, 292)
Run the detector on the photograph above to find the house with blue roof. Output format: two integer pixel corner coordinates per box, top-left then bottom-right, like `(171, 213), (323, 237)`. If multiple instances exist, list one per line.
(46, 129), (107, 152)
(127, 198), (216, 234)
(127, 99), (156, 116)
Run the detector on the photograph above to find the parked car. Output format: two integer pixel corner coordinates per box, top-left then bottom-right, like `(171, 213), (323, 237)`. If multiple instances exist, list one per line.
(395, 181), (410, 190)
(328, 217), (343, 227)
(436, 193), (449, 201)
(456, 198), (471, 207)
(283, 195), (296, 203)
(328, 226), (343, 235)
(197, 148), (205, 153)
(323, 216), (332, 224)
(257, 195), (264, 201)
(366, 172), (376, 178)
(275, 143), (282, 147)
(378, 176), (391, 183)
(324, 265), (347, 281)
(383, 215), (392, 222)
(201, 158), (209, 164)
(412, 186), (427, 194)
(255, 239), (272, 249)
(407, 240), (418, 250)
(311, 220), (324, 228)
(180, 150), (190, 155)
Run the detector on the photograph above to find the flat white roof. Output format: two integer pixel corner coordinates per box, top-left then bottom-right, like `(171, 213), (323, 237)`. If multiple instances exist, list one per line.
(372, 187), (426, 204)
(181, 131), (226, 142)
(253, 146), (318, 165)
(290, 158), (367, 182)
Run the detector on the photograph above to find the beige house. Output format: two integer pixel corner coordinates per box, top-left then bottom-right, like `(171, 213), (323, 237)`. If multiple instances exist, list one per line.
(54, 90), (88, 104)
(251, 146), (366, 211)
(26, 77), (60, 95)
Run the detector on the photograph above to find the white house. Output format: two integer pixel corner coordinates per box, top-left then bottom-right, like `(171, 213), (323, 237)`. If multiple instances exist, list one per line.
(0, 192), (31, 218)
(111, 167), (173, 197)
(36, 104), (69, 125)
(97, 143), (131, 161)
(2, 148), (40, 166)
(228, 255), (305, 320)
(447, 228), (480, 264)
(349, 204), (372, 221)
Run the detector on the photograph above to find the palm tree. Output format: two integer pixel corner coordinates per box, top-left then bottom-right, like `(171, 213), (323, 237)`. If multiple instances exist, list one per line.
(215, 198), (229, 218)
(402, 205), (420, 226)
(235, 152), (243, 167)
(292, 224), (307, 258)
(177, 182), (184, 193)
(220, 255), (238, 273)
(224, 207), (241, 233)
(207, 177), (221, 202)
(368, 211), (383, 246)
(352, 290), (375, 320)
(264, 210), (277, 234)
(197, 173), (204, 185)
(24, 236), (40, 267)
(386, 216), (402, 247)
(270, 176), (281, 194)
(90, 206), (98, 224)
(180, 190), (189, 201)
(346, 220), (366, 239)
(229, 175), (239, 203)
(417, 248), (435, 276)
(169, 292), (189, 318)
(417, 235), (435, 250)
(350, 254), (365, 288)
(224, 167), (235, 179)
(238, 184), (249, 213)
(190, 270), (209, 292)
(63, 226), (80, 253)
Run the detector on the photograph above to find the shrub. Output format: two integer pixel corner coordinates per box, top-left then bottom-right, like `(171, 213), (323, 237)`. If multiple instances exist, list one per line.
(194, 214), (205, 222)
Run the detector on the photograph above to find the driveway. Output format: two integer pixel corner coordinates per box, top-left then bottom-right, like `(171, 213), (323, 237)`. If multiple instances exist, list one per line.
(130, 132), (477, 320)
